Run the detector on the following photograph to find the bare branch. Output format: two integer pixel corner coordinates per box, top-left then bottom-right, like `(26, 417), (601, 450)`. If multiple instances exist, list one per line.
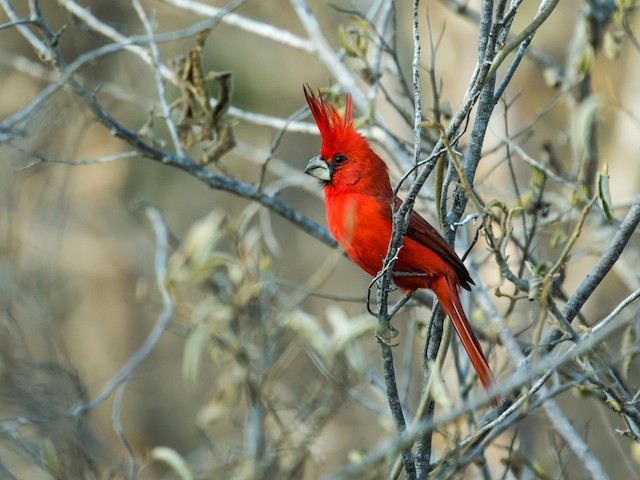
(70, 204), (173, 415)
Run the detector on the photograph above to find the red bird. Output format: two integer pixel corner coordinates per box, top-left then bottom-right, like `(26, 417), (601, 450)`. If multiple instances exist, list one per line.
(303, 86), (500, 404)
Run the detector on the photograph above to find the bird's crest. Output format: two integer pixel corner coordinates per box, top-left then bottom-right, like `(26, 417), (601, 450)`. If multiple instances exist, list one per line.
(303, 85), (355, 159)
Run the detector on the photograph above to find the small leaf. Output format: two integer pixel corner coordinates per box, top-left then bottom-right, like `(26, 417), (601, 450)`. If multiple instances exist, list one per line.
(631, 442), (640, 465)
(534, 260), (552, 275)
(196, 370), (242, 426)
(577, 45), (595, 78)
(172, 210), (227, 268)
(338, 26), (359, 57)
(571, 182), (591, 206)
(543, 67), (563, 88)
(571, 95), (600, 162)
(182, 323), (210, 386)
(597, 169), (614, 223)
(347, 450), (365, 465)
(259, 246), (271, 272)
(149, 447), (193, 480)
(531, 167), (546, 189)
(195, 28), (211, 49)
(518, 191), (533, 209)
(604, 31), (622, 60)
(338, 20), (368, 58)
(621, 323), (638, 379)
(281, 310), (330, 357)
(41, 438), (61, 475)
(550, 230), (568, 248)
(325, 306), (376, 352)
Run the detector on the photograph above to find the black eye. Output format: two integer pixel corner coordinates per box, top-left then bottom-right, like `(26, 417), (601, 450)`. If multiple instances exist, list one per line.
(334, 155), (347, 165)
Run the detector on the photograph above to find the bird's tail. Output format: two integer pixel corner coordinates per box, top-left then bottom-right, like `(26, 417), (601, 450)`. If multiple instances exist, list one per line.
(432, 275), (502, 406)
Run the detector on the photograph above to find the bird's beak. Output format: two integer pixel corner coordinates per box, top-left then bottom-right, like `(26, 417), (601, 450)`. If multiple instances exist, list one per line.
(304, 155), (331, 182)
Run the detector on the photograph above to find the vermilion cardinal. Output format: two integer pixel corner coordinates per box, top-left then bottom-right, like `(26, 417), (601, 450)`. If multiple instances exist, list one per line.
(303, 86), (500, 405)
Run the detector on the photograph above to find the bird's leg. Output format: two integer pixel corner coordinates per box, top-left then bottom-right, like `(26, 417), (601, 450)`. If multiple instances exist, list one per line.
(373, 303), (399, 345)
(374, 275), (397, 292)
(375, 326), (399, 346)
(367, 270), (397, 316)
(390, 291), (414, 317)
(370, 269), (408, 344)
(375, 292), (414, 345)
(374, 308), (400, 345)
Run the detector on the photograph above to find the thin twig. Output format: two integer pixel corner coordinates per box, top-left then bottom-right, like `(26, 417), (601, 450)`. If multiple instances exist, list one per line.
(70, 204), (174, 415)
(112, 384), (138, 480)
(132, 0), (185, 156)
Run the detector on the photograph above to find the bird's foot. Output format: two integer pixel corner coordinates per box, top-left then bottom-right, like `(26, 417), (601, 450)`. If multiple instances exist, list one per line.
(374, 275), (397, 292)
(375, 320), (399, 346)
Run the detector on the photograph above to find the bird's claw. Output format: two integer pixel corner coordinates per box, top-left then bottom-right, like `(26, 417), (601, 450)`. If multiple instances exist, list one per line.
(375, 275), (397, 292)
(375, 321), (399, 346)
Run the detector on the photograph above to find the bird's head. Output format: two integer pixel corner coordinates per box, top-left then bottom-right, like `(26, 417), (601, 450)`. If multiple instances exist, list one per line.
(303, 85), (390, 194)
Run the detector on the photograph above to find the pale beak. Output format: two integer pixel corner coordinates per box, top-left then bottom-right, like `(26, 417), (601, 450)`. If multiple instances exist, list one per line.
(304, 155), (331, 181)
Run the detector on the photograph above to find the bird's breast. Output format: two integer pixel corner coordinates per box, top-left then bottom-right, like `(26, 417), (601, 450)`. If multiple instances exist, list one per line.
(324, 192), (392, 278)
(323, 190), (445, 291)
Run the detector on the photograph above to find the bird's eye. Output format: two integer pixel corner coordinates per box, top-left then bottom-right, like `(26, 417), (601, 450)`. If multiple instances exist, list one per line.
(334, 155), (347, 165)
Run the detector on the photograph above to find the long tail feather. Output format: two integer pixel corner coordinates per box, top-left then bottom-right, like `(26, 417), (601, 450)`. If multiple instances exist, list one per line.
(432, 276), (502, 406)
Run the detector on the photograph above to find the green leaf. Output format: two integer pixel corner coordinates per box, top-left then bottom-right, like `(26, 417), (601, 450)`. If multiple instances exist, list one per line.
(182, 322), (210, 386)
(41, 438), (61, 475)
(571, 96), (600, 162)
(604, 31), (622, 60)
(550, 230), (568, 248)
(597, 170), (614, 223)
(150, 447), (193, 480)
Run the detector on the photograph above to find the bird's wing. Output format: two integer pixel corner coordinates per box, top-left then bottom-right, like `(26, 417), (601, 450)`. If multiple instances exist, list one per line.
(393, 198), (474, 290)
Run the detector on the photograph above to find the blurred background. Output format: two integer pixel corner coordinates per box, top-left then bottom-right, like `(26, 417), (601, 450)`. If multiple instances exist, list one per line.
(1, 0), (639, 478)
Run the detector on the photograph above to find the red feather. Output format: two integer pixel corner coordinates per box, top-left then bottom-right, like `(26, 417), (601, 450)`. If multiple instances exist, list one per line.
(304, 86), (500, 405)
